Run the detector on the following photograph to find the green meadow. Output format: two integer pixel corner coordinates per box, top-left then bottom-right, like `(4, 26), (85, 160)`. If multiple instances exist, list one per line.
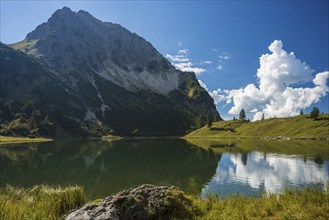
(186, 114), (329, 139)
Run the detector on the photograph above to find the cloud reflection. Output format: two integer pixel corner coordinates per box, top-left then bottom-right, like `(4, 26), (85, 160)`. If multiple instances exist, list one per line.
(201, 152), (329, 198)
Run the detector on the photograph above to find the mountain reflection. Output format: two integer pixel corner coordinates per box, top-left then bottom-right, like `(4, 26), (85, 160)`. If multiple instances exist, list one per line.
(0, 139), (219, 198)
(201, 152), (329, 198)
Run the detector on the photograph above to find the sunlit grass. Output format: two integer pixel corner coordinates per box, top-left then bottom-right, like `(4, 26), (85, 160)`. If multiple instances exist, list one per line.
(186, 114), (329, 139)
(0, 185), (85, 220)
(189, 187), (329, 219)
(0, 136), (53, 145)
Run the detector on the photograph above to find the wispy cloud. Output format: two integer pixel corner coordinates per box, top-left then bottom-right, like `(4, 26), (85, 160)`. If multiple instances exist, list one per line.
(202, 60), (212, 64)
(165, 54), (189, 62)
(212, 50), (231, 72)
(217, 65), (223, 71)
(167, 42), (231, 75)
(166, 46), (206, 75)
(219, 54), (230, 60)
(218, 53), (231, 70)
(178, 49), (188, 54)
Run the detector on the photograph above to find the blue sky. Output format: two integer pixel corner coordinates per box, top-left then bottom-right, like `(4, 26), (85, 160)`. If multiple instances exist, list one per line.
(1, 1), (328, 120)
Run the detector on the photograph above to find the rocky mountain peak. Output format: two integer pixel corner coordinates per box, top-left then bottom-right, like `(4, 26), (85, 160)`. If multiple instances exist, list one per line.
(18, 7), (177, 94)
(76, 9), (97, 20)
(52, 6), (75, 18)
(26, 7), (76, 40)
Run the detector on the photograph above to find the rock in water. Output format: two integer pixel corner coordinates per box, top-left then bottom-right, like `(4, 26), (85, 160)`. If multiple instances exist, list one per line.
(65, 184), (193, 220)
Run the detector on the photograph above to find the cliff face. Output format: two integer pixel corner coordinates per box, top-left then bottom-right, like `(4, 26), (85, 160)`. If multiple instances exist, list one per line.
(1, 7), (220, 137)
(15, 7), (179, 94)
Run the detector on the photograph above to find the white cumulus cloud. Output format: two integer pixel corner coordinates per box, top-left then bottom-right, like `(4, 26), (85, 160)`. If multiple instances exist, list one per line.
(198, 80), (228, 104)
(205, 40), (329, 121)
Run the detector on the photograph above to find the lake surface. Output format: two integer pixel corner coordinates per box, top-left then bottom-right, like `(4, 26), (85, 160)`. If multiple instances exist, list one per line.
(0, 139), (328, 199)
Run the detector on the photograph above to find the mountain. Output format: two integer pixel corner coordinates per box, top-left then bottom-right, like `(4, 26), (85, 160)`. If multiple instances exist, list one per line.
(1, 7), (220, 137)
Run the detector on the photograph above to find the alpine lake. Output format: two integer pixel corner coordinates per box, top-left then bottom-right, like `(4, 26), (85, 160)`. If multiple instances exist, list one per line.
(0, 138), (328, 199)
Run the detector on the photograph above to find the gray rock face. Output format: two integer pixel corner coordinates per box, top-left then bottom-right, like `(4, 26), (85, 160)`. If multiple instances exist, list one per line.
(14, 7), (178, 94)
(65, 184), (192, 220)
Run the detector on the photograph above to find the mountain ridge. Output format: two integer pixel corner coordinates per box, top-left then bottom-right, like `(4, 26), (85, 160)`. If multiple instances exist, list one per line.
(1, 7), (220, 137)
(13, 7), (177, 95)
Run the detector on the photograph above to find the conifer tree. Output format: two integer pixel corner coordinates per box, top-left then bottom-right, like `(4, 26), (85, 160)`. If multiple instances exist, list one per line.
(206, 112), (212, 128)
(310, 107), (320, 119)
(239, 109), (246, 121)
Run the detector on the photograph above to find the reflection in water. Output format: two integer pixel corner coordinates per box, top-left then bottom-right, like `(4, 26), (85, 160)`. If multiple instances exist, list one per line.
(1, 139), (328, 199)
(201, 152), (329, 198)
(0, 139), (219, 198)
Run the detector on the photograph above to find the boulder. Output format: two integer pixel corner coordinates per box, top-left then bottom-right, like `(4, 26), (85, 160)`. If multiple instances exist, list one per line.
(65, 184), (193, 220)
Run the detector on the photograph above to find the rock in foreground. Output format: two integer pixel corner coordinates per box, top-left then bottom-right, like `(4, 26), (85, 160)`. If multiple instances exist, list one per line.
(65, 184), (193, 220)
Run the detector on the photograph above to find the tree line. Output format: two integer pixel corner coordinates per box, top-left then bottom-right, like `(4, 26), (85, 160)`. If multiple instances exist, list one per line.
(236, 106), (322, 121)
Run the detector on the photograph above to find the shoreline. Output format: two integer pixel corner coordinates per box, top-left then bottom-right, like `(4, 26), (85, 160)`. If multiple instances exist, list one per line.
(183, 136), (329, 141)
(102, 135), (181, 141)
(0, 136), (53, 145)
(1, 135), (328, 145)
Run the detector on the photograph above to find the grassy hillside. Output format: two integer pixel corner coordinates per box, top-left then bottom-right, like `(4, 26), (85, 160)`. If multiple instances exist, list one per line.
(186, 114), (329, 139)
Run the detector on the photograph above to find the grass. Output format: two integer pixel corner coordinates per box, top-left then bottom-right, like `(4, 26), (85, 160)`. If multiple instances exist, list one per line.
(0, 136), (53, 145)
(10, 39), (38, 51)
(189, 186), (329, 219)
(0, 185), (85, 220)
(0, 184), (327, 219)
(186, 114), (329, 139)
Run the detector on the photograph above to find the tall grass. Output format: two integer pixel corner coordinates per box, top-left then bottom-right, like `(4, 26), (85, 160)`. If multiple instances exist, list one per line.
(0, 185), (85, 220)
(0, 184), (328, 219)
(190, 187), (329, 219)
